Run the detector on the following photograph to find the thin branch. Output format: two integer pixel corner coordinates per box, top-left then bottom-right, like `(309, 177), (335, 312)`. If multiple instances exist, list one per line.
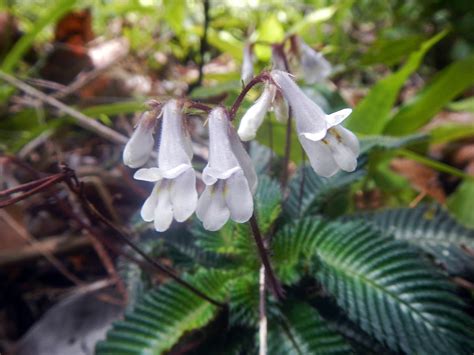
(229, 73), (269, 120)
(63, 170), (224, 307)
(0, 210), (84, 285)
(259, 265), (268, 355)
(0, 173), (66, 207)
(0, 70), (128, 145)
(249, 214), (284, 300)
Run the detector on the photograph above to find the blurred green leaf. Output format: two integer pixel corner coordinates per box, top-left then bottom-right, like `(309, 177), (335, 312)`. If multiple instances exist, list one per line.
(429, 123), (474, 144)
(207, 29), (243, 60)
(385, 53), (474, 135)
(163, 0), (186, 34)
(255, 15), (285, 61)
(345, 30), (447, 134)
(448, 180), (474, 229)
(1, 0), (77, 73)
(447, 97), (474, 112)
(289, 6), (337, 36)
(360, 34), (426, 66)
(80, 100), (146, 117)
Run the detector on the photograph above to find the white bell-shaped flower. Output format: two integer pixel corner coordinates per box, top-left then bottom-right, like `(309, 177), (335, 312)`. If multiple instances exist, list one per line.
(300, 124), (359, 177)
(270, 70), (358, 177)
(238, 84), (276, 141)
(197, 107), (257, 231)
(123, 111), (156, 168)
(133, 100), (197, 232)
(241, 43), (254, 85)
(299, 40), (331, 84)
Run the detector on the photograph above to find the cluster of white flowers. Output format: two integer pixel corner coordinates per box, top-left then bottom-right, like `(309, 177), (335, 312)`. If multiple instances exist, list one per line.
(123, 100), (257, 232)
(123, 38), (358, 232)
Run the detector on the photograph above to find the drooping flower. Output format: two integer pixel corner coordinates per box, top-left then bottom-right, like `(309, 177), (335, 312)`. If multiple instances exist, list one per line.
(298, 39), (331, 84)
(134, 100), (197, 232)
(123, 111), (156, 168)
(270, 70), (359, 177)
(197, 107), (257, 231)
(238, 83), (276, 141)
(241, 43), (255, 85)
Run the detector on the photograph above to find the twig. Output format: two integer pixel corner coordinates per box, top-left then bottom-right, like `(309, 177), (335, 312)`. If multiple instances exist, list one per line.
(229, 73), (269, 120)
(0, 210), (84, 285)
(52, 51), (127, 99)
(0, 173), (66, 207)
(0, 70), (128, 145)
(0, 233), (90, 267)
(259, 265), (268, 355)
(63, 170), (224, 307)
(249, 214), (284, 300)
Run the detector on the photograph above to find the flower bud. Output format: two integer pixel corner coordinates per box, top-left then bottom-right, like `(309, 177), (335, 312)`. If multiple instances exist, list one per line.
(123, 111), (156, 168)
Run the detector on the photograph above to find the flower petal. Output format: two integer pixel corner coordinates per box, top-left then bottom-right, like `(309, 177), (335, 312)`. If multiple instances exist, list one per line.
(273, 93), (289, 123)
(170, 169), (197, 222)
(299, 136), (339, 177)
(134, 167), (163, 182)
(123, 113), (155, 168)
(237, 84), (276, 141)
(225, 171), (253, 223)
(202, 166), (240, 185)
(207, 107), (240, 173)
(153, 181), (173, 232)
(196, 182), (230, 231)
(326, 134), (358, 172)
(325, 108), (352, 128)
(228, 125), (258, 194)
(140, 182), (160, 222)
(300, 41), (332, 84)
(271, 70), (327, 141)
(157, 100), (193, 171)
(161, 163), (192, 179)
(335, 125), (360, 156)
(241, 43), (254, 85)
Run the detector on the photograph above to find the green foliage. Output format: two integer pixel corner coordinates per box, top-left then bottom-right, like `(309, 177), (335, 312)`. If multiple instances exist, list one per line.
(285, 165), (365, 219)
(448, 180), (474, 229)
(1, 0), (78, 74)
(313, 220), (474, 354)
(358, 204), (474, 276)
(360, 34), (426, 66)
(345, 30), (447, 134)
(268, 302), (353, 355)
(96, 270), (230, 355)
(385, 53), (474, 135)
(273, 216), (474, 354)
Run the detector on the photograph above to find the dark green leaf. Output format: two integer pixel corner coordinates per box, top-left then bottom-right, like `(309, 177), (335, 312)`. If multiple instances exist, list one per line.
(268, 302), (353, 355)
(345, 30), (447, 134)
(96, 270), (230, 355)
(385, 54), (474, 135)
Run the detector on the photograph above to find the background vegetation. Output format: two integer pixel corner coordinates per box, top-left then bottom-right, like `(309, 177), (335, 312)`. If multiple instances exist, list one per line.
(0, 0), (473, 354)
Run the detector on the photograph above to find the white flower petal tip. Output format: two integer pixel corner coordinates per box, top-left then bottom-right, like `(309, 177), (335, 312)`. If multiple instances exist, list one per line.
(135, 99), (198, 232)
(197, 107), (257, 231)
(326, 108), (352, 127)
(237, 84), (276, 141)
(123, 111), (156, 168)
(133, 167), (162, 181)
